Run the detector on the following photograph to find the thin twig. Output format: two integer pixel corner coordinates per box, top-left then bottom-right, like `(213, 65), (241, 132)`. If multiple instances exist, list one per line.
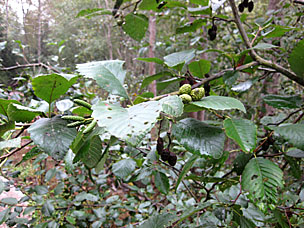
(0, 63), (60, 73)
(0, 140), (33, 160)
(267, 109), (303, 126)
(230, 175), (242, 205)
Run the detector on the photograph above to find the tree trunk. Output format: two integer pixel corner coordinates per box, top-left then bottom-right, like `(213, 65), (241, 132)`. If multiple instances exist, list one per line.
(103, 0), (113, 60)
(148, 14), (157, 96)
(37, 0), (42, 62)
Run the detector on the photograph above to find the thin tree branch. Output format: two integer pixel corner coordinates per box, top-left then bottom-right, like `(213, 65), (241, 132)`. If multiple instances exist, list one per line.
(0, 63), (60, 73)
(0, 140), (33, 161)
(228, 0), (304, 86)
(294, 0), (304, 5)
(151, 61), (259, 101)
(267, 108), (303, 126)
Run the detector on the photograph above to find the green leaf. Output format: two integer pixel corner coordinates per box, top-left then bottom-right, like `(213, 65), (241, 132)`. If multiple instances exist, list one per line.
(7, 103), (42, 122)
(160, 95), (183, 117)
(164, 49), (196, 70)
(172, 118), (225, 159)
(233, 152), (252, 175)
(188, 6), (211, 15)
(0, 99), (21, 117)
(76, 8), (111, 18)
(0, 121), (15, 137)
(112, 159), (136, 179)
(286, 148), (304, 158)
(0, 197), (18, 205)
(138, 213), (177, 228)
(0, 137), (21, 150)
(73, 134), (104, 169)
(264, 25), (293, 38)
(153, 171), (169, 194)
(92, 101), (161, 146)
(45, 168), (56, 182)
(241, 158), (283, 202)
(76, 60), (128, 98)
(288, 39), (304, 78)
(263, 95), (302, 109)
(16, 146), (42, 166)
(224, 118), (257, 153)
(176, 19), (204, 34)
(233, 207), (256, 228)
(137, 57), (164, 65)
(28, 116), (77, 160)
(32, 74), (77, 104)
(175, 154), (199, 191)
(270, 124), (304, 150)
(71, 106), (92, 117)
(140, 71), (172, 90)
(42, 200), (54, 216)
(122, 13), (148, 41)
(0, 208), (9, 224)
(35, 185), (49, 195)
(75, 192), (99, 202)
(190, 96), (246, 113)
(252, 43), (278, 50)
(177, 202), (212, 225)
(23, 207), (36, 216)
(273, 209), (289, 228)
(157, 78), (184, 91)
(188, 59), (211, 78)
(138, 0), (159, 11)
(223, 71), (239, 86)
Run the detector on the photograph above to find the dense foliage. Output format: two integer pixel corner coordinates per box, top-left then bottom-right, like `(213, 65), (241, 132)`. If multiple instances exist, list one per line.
(0, 0), (304, 227)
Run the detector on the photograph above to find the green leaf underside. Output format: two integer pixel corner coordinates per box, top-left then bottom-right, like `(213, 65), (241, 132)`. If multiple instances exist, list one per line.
(160, 95), (184, 117)
(190, 96), (246, 113)
(172, 118), (225, 159)
(270, 124), (304, 150)
(112, 159), (136, 179)
(92, 101), (161, 146)
(28, 116), (77, 160)
(241, 158), (283, 202)
(288, 39), (304, 78)
(139, 213), (177, 228)
(175, 154), (199, 191)
(77, 60), (128, 98)
(0, 137), (21, 150)
(8, 103), (42, 122)
(263, 94), (302, 109)
(164, 49), (196, 68)
(122, 13), (149, 41)
(153, 171), (169, 194)
(32, 74), (76, 104)
(224, 118), (257, 153)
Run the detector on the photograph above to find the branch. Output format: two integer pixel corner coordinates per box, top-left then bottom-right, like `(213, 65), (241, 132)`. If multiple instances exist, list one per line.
(151, 61), (259, 101)
(294, 0), (304, 5)
(0, 63), (60, 73)
(0, 140), (33, 161)
(228, 0), (304, 87)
